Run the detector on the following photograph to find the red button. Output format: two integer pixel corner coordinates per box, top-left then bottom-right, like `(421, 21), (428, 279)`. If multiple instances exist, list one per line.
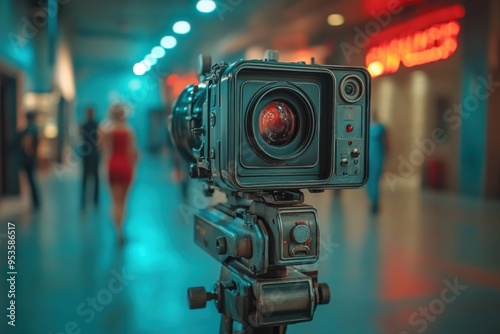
(346, 124), (354, 132)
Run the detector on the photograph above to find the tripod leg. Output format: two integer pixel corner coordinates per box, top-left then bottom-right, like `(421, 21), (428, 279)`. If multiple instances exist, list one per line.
(250, 325), (287, 334)
(219, 313), (233, 334)
(219, 314), (287, 334)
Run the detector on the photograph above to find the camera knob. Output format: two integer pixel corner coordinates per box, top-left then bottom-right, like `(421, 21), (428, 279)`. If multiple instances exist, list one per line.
(264, 49), (279, 61)
(191, 127), (205, 135)
(187, 287), (217, 309)
(317, 283), (331, 305)
(351, 148), (360, 158)
(189, 164), (210, 178)
(291, 224), (310, 244)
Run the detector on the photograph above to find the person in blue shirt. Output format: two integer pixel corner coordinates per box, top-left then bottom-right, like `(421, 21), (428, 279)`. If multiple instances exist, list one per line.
(19, 111), (40, 210)
(367, 109), (388, 214)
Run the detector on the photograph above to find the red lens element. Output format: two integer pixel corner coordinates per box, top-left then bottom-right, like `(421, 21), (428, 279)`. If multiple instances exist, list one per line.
(258, 101), (297, 146)
(346, 124), (354, 133)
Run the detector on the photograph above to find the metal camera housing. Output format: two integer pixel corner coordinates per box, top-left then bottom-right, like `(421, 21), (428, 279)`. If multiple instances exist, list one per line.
(171, 59), (371, 193)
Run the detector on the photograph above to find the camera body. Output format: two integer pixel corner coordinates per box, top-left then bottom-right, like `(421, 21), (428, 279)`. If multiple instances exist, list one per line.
(171, 59), (371, 193)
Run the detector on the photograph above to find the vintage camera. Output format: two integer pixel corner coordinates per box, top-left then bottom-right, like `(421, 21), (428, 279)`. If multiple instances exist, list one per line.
(171, 56), (370, 191)
(170, 53), (370, 333)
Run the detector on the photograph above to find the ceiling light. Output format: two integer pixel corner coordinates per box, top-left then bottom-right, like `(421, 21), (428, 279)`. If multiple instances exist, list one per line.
(161, 35), (177, 49)
(128, 79), (142, 90)
(173, 21), (191, 34)
(196, 0), (216, 13)
(327, 14), (344, 26)
(133, 63), (146, 76)
(141, 60), (152, 71)
(151, 46), (166, 58)
(145, 54), (157, 65)
(44, 122), (58, 138)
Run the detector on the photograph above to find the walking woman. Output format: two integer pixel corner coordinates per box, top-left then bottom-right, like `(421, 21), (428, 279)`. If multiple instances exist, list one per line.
(102, 104), (138, 243)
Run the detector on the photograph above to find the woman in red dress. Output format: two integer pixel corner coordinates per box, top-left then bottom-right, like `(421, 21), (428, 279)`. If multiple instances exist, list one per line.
(102, 104), (138, 243)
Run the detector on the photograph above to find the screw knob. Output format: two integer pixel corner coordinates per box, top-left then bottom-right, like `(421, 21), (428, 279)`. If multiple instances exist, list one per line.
(216, 236), (227, 254)
(291, 224), (310, 244)
(317, 283), (330, 305)
(188, 287), (216, 309)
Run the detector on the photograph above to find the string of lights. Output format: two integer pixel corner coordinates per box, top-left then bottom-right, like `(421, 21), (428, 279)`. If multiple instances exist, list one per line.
(132, 0), (216, 76)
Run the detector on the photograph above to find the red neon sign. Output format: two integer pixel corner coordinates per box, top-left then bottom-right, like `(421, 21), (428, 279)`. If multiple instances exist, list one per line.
(366, 5), (465, 78)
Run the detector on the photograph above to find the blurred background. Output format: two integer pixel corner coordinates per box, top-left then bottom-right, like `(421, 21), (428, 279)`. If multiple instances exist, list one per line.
(0, 0), (500, 333)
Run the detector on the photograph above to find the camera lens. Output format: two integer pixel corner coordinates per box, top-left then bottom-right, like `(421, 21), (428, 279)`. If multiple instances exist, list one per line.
(247, 85), (314, 162)
(258, 101), (297, 146)
(340, 75), (364, 103)
(344, 83), (355, 96)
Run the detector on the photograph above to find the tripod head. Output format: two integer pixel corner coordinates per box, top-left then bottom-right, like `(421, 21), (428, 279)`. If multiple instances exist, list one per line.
(186, 190), (330, 333)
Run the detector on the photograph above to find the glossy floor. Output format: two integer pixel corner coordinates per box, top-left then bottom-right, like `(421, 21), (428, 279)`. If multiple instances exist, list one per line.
(1, 154), (499, 334)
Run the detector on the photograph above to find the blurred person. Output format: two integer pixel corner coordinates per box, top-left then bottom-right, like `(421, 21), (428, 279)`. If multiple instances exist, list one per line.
(367, 109), (388, 214)
(102, 104), (138, 243)
(80, 107), (100, 211)
(19, 111), (40, 210)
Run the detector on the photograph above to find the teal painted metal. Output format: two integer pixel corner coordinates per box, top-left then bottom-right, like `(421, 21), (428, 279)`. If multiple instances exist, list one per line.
(458, 2), (490, 196)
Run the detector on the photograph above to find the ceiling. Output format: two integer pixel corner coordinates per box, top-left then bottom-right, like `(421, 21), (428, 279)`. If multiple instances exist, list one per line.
(59, 0), (376, 76)
(58, 0), (439, 77)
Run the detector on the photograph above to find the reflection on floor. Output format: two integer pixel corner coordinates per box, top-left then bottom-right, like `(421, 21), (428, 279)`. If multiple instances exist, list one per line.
(1, 154), (500, 334)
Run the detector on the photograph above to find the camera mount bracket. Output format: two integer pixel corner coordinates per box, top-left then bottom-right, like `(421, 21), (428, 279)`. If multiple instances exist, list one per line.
(239, 190), (304, 205)
(187, 192), (330, 333)
(189, 260), (330, 334)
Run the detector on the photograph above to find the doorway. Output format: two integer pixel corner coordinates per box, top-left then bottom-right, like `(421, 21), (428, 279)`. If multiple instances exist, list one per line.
(0, 73), (20, 196)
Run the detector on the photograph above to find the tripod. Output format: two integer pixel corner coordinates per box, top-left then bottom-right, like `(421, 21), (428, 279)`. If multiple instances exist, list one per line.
(187, 190), (330, 334)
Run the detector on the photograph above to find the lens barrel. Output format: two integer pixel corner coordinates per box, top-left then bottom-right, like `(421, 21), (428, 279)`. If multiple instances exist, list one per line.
(247, 85), (315, 163)
(170, 84), (206, 163)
